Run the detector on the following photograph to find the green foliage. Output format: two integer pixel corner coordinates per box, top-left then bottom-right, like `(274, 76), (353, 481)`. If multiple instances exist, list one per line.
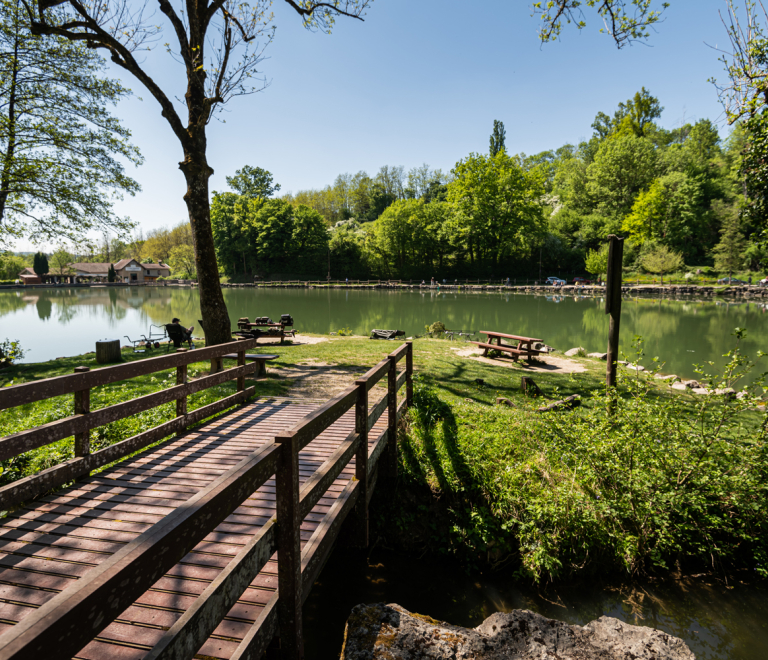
(0, 251), (23, 279)
(168, 245), (196, 279)
(639, 243), (684, 285)
(107, 263), (116, 282)
(394, 337), (768, 582)
(0, 338), (24, 365)
(584, 245), (608, 277)
(489, 119), (506, 157)
(712, 201), (748, 278)
(0, 0), (140, 245)
(32, 251), (48, 276)
(225, 165), (281, 199)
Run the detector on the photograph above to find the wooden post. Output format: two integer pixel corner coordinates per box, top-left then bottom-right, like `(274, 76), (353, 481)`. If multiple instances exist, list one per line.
(605, 235), (625, 389)
(176, 349), (188, 428)
(406, 341), (414, 407)
(345, 381), (369, 547)
(73, 366), (90, 458)
(384, 354), (398, 479)
(275, 432), (303, 659)
(236, 337), (247, 391)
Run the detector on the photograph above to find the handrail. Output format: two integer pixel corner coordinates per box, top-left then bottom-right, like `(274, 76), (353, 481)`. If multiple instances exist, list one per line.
(0, 337), (261, 509)
(0, 341), (414, 660)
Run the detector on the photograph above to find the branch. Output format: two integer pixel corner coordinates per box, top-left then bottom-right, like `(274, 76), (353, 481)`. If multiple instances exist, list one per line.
(283, 0), (366, 22)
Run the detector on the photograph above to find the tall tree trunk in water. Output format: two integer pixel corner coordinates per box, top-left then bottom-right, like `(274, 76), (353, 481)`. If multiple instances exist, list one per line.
(180, 149), (231, 346)
(0, 15), (20, 224)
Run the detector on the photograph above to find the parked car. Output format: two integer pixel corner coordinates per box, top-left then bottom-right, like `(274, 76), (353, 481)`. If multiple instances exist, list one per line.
(572, 277), (592, 285)
(717, 277), (746, 285)
(545, 277), (566, 286)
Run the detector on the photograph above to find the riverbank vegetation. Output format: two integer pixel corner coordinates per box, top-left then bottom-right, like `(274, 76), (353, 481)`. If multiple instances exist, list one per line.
(1, 333), (765, 583)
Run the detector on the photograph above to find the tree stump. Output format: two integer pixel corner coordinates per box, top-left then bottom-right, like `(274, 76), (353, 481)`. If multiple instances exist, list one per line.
(521, 377), (543, 398)
(95, 339), (121, 364)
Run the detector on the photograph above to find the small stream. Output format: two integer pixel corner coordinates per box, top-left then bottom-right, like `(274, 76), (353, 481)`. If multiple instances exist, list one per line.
(303, 547), (768, 659)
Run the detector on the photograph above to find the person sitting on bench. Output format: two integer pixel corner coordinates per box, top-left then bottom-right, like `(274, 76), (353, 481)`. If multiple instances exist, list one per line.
(167, 317), (194, 348)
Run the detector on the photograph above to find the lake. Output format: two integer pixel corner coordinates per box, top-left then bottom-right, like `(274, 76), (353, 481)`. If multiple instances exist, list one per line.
(1, 286), (765, 381)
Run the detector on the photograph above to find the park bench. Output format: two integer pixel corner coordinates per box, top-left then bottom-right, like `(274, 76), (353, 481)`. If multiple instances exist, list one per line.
(471, 331), (543, 362)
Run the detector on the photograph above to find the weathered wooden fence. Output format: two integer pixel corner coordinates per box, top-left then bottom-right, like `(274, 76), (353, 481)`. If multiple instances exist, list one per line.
(0, 340), (413, 660)
(0, 337), (262, 510)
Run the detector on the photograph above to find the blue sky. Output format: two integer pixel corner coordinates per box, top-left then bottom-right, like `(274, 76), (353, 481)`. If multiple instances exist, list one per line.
(22, 0), (736, 250)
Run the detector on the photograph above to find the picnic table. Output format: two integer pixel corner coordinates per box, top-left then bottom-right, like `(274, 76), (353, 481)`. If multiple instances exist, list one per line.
(235, 321), (295, 345)
(471, 331), (543, 362)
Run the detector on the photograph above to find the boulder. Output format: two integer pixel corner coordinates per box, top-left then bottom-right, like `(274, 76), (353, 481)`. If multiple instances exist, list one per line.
(588, 352), (607, 360)
(564, 347), (585, 357)
(624, 363), (645, 372)
(341, 603), (695, 660)
(654, 373), (679, 381)
(671, 382), (690, 391)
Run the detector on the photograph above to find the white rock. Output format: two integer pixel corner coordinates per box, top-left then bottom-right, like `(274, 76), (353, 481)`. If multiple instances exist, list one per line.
(564, 347), (585, 357)
(588, 352), (607, 360)
(671, 382), (690, 391)
(654, 373), (678, 381)
(625, 363), (645, 372)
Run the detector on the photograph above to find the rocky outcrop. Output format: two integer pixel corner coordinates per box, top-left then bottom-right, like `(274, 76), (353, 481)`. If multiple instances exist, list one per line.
(341, 603), (695, 660)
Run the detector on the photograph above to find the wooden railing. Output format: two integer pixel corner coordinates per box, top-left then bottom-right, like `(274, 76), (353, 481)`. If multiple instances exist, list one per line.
(0, 337), (261, 510)
(0, 341), (413, 660)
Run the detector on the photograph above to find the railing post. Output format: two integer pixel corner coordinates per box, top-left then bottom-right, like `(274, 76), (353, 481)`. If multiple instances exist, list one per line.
(73, 366), (90, 459)
(406, 341), (414, 407)
(275, 432), (303, 659)
(384, 354), (398, 479)
(176, 348), (188, 430)
(236, 337), (247, 391)
(344, 380), (369, 548)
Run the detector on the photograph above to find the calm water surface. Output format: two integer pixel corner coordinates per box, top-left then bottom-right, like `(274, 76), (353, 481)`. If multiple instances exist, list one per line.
(1, 286), (766, 380)
(303, 548), (768, 660)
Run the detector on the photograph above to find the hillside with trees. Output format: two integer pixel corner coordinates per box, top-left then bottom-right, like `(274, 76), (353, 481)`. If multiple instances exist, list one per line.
(212, 92), (758, 281)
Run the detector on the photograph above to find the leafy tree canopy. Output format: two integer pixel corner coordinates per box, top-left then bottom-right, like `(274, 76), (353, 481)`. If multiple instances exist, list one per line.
(226, 166), (281, 199)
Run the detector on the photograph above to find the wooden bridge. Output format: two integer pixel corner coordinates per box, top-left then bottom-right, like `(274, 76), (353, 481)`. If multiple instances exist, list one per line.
(0, 338), (413, 659)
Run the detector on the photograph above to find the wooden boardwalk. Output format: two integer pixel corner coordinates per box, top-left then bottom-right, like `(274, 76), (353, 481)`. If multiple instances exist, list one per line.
(0, 339), (412, 659)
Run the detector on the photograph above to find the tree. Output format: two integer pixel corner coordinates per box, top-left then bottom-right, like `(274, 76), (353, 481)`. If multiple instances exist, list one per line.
(169, 245), (197, 279)
(0, 0), (140, 246)
(639, 244), (684, 286)
(50, 246), (74, 275)
(448, 151), (546, 269)
(712, 200), (748, 279)
(585, 245), (608, 279)
(32, 250), (47, 276)
(226, 165), (280, 199)
(0, 250), (23, 278)
(489, 120), (506, 156)
(107, 263), (116, 282)
(27, 0), (371, 345)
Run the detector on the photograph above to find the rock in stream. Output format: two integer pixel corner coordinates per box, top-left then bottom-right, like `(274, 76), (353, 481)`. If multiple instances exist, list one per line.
(341, 603), (695, 659)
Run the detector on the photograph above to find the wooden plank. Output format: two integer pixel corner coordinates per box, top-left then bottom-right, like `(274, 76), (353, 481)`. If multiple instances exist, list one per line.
(367, 429), (388, 479)
(0, 363), (260, 462)
(0, 457), (90, 511)
(0, 441), (281, 660)
(480, 331), (542, 342)
(142, 521), (277, 660)
(0, 339), (258, 411)
(298, 431), (358, 520)
(366, 393), (388, 433)
(356, 359), (388, 392)
(221, 354), (278, 361)
(282, 386), (357, 452)
(184, 387), (256, 427)
(395, 369), (407, 391)
(388, 343), (409, 363)
(228, 591), (278, 660)
(300, 479), (359, 600)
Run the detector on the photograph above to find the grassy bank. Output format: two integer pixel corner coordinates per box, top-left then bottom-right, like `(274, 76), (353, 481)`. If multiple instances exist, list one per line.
(2, 334), (766, 583)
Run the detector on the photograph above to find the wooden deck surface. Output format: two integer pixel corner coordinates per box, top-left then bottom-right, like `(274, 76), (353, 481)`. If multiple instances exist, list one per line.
(0, 397), (387, 659)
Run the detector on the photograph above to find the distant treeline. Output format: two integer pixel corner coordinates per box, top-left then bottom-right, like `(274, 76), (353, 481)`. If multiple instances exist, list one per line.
(211, 89), (761, 280)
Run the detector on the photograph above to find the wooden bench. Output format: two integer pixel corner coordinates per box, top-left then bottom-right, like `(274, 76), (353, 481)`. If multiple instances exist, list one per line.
(472, 331), (543, 362)
(470, 342), (528, 361)
(221, 353), (278, 378)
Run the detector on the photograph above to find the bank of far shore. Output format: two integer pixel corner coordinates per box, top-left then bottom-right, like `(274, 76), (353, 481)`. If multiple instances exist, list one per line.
(1, 334), (766, 585)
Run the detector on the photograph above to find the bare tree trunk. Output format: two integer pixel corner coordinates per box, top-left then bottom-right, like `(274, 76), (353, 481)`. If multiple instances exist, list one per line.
(181, 152), (231, 346)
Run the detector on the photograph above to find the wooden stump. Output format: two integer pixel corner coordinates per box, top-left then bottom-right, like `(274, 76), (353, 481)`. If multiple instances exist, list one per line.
(95, 339), (121, 364)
